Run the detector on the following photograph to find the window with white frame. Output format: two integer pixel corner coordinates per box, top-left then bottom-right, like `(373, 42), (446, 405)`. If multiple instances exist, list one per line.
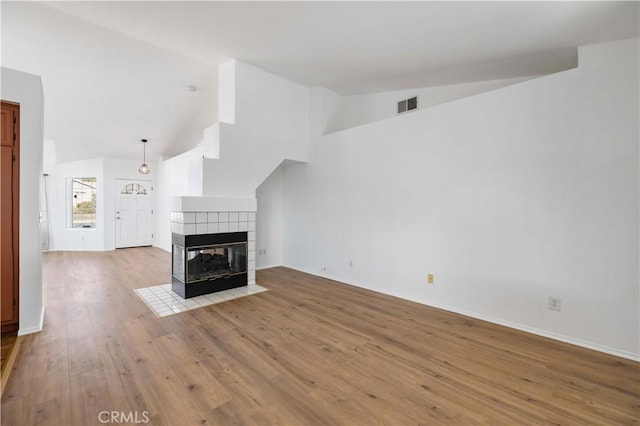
(68, 177), (96, 228)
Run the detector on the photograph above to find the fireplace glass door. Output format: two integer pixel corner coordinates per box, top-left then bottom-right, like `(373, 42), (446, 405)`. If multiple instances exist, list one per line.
(172, 244), (185, 282)
(174, 242), (247, 284)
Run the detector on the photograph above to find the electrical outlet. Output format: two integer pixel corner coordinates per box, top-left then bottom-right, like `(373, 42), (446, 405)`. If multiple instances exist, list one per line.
(548, 297), (562, 311)
(427, 274), (434, 284)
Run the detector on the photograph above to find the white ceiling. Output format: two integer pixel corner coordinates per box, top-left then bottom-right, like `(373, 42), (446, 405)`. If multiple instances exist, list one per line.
(1, 1), (638, 163)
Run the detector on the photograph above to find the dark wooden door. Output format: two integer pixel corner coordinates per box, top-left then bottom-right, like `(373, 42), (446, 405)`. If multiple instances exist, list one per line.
(1, 101), (19, 332)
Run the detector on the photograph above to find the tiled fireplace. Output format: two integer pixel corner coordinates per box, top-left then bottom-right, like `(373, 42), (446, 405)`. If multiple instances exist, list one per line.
(170, 197), (257, 299)
(171, 231), (248, 298)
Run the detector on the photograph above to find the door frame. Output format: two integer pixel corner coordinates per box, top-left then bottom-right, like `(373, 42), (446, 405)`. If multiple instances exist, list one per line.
(1, 101), (20, 333)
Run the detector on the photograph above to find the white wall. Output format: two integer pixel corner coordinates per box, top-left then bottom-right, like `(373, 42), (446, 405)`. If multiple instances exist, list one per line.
(154, 148), (204, 252)
(1, 67), (45, 335)
(256, 164), (284, 269)
(202, 60), (309, 197)
(154, 60), (310, 251)
(283, 38), (640, 360)
(48, 157), (104, 251)
(47, 157), (157, 251)
(324, 76), (539, 134)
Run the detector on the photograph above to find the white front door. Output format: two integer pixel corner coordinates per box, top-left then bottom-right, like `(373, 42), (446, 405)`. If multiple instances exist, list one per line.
(115, 179), (153, 248)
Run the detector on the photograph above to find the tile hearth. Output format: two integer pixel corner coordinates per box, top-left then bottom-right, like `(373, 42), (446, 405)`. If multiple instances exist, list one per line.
(135, 283), (268, 317)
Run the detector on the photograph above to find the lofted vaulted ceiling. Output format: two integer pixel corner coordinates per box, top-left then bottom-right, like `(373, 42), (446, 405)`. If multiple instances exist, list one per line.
(1, 1), (638, 163)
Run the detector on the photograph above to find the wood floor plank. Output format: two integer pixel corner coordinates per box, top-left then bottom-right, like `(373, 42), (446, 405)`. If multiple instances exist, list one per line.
(153, 333), (230, 411)
(1, 249), (638, 425)
(68, 368), (113, 426)
(120, 318), (206, 425)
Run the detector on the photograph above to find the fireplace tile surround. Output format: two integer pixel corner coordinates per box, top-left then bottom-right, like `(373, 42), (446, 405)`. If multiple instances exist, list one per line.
(170, 210), (256, 285)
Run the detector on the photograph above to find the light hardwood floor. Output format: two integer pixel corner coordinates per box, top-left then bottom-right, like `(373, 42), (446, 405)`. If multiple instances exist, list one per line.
(1, 248), (638, 425)
(1, 332), (18, 374)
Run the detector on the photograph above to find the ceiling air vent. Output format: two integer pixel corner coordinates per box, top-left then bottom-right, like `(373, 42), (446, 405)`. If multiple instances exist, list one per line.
(397, 96), (418, 114)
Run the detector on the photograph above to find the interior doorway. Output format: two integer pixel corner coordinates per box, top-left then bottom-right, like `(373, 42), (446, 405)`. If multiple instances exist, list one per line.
(1, 101), (20, 333)
(115, 179), (153, 248)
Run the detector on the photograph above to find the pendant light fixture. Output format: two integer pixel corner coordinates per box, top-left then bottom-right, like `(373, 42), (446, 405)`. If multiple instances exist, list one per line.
(138, 139), (150, 174)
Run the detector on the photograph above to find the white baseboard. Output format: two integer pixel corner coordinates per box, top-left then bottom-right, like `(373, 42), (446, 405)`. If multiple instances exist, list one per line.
(287, 266), (640, 362)
(423, 301), (640, 362)
(155, 244), (170, 254)
(256, 263), (283, 271)
(18, 306), (45, 336)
